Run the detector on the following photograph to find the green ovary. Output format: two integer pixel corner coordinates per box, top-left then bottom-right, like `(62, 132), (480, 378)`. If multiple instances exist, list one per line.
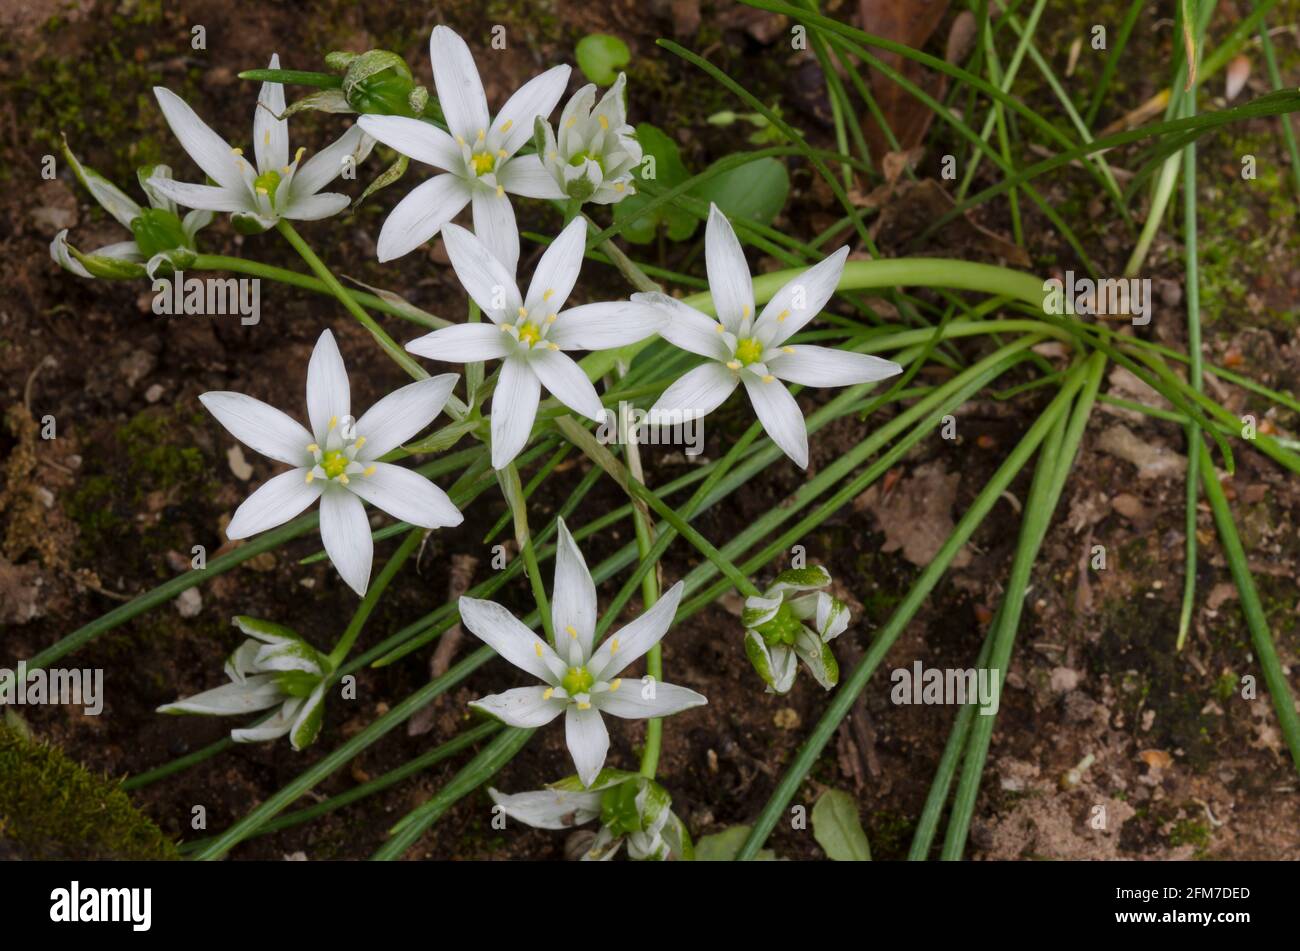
(562, 665), (595, 695)
(567, 150), (605, 173)
(129, 207), (189, 256)
(735, 337), (763, 365)
(321, 449), (349, 479)
(755, 602), (802, 647)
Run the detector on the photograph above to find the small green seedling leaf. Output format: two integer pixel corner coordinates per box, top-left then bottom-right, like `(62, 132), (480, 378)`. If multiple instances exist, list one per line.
(812, 788), (871, 860)
(694, 824), (778, 861)
(575, 34), (630, 86)
(613, 123), (697, 244)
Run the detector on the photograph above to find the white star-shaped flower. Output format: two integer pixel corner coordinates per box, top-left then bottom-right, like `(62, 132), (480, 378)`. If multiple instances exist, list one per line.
(460, 518), (706, 786)
(537, 72), (642, 204)
(357, 25), (570, 272)
(149, 55), (374, 232)
(200, 329), (463, 596)
(405, 216), (664, 469)
(640, 204), (903, 468)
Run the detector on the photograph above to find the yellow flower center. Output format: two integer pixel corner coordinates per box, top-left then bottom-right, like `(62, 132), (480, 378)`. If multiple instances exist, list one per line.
(518, 322), (541, 347)
(735, 337), (763, 365)
(470, 151), (496, 175)
(321, 449), (349, 479)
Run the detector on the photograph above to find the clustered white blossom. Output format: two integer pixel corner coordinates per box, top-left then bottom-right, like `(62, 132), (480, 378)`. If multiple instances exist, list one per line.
(58, 26), (886, 835)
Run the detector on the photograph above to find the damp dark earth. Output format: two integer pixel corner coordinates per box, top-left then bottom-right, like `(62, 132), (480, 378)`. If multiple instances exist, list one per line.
(1, 0), (1299, 864)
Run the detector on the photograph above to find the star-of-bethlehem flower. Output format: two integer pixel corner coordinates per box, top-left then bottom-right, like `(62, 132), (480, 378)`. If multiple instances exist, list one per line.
(640, 204), (904, 469)
(405, 216), (664, 470)
(536, 71), (642, 204)
(149, 54), (374, 233)
(459, 518), (706, 787)
(199, 329), (463, 596)
(490, 768), (691, 861)
(357, 25), (570, 272)
(51, 137), (213, 280)
(742, 565), (850, 694)
(158, 616), (332, 751)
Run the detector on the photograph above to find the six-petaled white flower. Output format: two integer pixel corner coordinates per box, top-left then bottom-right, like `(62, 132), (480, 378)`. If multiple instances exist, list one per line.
(460, 518), (706, 786)
(742, 565), (850, 694)
(158, 616), (331, 750)
(641, 204), (903, 469)
(149, 55), (374, 233)
(405, 216), (664, 469)
(490, 769), (691, 860)
(357, 25), (570, 272)
(51, 137), (212, 280)
(199, 329), (463, 596)
(536, 72), (642, 204)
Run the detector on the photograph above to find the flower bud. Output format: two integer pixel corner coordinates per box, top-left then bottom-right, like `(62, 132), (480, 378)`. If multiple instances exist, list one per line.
(340, 50), (426, 117)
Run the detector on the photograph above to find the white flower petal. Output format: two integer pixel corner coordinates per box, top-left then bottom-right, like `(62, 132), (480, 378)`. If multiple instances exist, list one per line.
(157, 674), (284, 716)
(406, 323), (512, 364)
(488, 787), (602, 830)
(285, 192), (351, 221)
(231, 700), (302, 744)
(145, 177), (249, 213)
(63, 148), (141, 228)
(294, 124), (375, 196)
(545, 301), (666, 351)
(768, 345), (902, 387)
(153, 87), (244, 190)
(471, 187), (521, 278)
(458, 596), (565, 683)
(347, 462), (463, 529)
(704, 203), (754, 332)
(742, 375), (808, 469)
(490, 65), (571, 157)
(375, 173), (469, 262)
(551, 518), (597, 653)
(633, 292), (730, 360)
(471, 685), (568, 727)
(50, 230), (92, 277)
(566, 704), (610, 787)
(306, 329), (351, 444)
(356, 115), (461, 172)
(588, 581), (684, 681)
(649, 362), (738, 419)
(198, 391), (313, 466)
(319, 487), (373, 596)
(592, 680), (707, 719)
(524, 216), (587, 313)
(226, 468), (322, 539)
(441, 223), (522, 321)
(254, 54), (288, 173)
(529, 348), (604, 422)
(490, 356), (540, 470)
(756, 246), (849, 345)
(499, 153), (567, 199)
(288, 681), (328, 750)
(430, 25), (490, 138)
(354, 373), (459, 457)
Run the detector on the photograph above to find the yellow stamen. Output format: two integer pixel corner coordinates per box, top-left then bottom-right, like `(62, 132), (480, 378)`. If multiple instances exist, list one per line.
(543, 288), (555, 300)
(610, 637), (619, 655)
(476, 128), (485, 142)
(281, 166), (290, 174)
(306, 443), (319, 453)
(566, 625), (578, 639)
(534, 642), (543, 657)
(497, 149), (507, 158)
(565, 117), (576, 128)
(304, 471), (314, 483)
(543, 687), (554, 700)
(354, 436), (366, 448)
(338, 473), (350, 485)
(496, 185), (504, 197)
(518, 306), (528, 318)
(577, 701), (592, 710)
(742, 305), (751, 318)
(500, 119), (513, 132)
(547, 342), (559, 351)
(761, 374), (775, 383)
(545, 314), (557, 324)
(782, 346), (795, 354)
(777, 309), (791, 322)
(714, 324), (725, 334)
(610, 678), (622, 692)
(613, 181), (625, 192)
(726, 360), (742, 371)
(455, 134), (466, 146)
(294, 146), (306, 163)
(597, 115), (609, 130)
(329, 416), (338, 431)
(263, 130), (270, 145)
(231, 147), (243, 155)
(255, 186), (268, 195)
(363, 465), (377, 477)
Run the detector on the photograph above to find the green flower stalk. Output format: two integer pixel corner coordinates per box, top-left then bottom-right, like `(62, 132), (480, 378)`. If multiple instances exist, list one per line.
(743, 565), (849, 693)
